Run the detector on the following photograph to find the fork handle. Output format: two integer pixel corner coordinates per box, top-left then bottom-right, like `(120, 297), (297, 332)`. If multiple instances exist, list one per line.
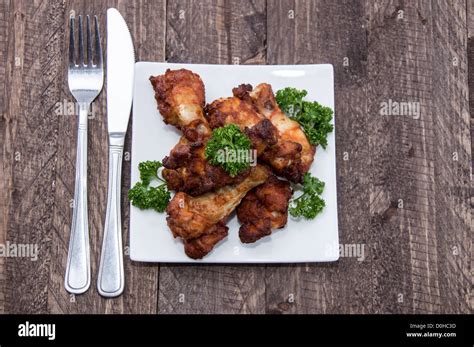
(97, 136), (125, 297)
(65, 103), (91, 294)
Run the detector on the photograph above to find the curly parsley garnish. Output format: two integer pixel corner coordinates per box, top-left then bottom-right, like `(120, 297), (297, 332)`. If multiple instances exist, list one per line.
(128, 160), (170, 213)
(205, 124), (252, 177)
(276, 87), (334, 149)
(289, 173), (326, 219)
(138, 160), (163, 186)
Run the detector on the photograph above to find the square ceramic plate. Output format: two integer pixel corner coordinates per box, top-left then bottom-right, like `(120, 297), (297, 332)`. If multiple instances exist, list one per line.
(129, 62), (339, 263)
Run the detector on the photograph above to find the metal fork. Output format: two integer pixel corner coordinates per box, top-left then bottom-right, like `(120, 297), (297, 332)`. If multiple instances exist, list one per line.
(65, 15), (103, 294)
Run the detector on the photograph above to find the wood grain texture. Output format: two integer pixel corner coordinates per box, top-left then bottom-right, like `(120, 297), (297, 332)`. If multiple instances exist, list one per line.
(367, 0), (441, 313)
(468, 0), (474, 37)
(429, 0), (471, 314)
(3, 0), (166, 314)
(364, 0), (470, 313)
(0, 0), (471, 314)
(266, 0), (472, 314)
(466, 0), (473, 312)
(266, 0), (374, 314)
(158, 0), (267, 314)
(0, 0), (10, 314)
(2, 0), (58, 313)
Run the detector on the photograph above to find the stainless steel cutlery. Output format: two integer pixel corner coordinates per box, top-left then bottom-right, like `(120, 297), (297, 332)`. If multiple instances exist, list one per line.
(65, 8), (134, 298)
(65, 14), (104, 294)
(97, 8), (135, 298)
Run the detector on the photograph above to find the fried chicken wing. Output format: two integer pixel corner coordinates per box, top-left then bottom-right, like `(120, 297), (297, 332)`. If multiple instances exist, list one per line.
(149, 69), (317, 258)
(183, 221), (228, 259)
(162, 95), (279, 196)
(205, 97), (278, 155)
(150, 69), (211, 141)
(166, 165), (271, 241)
(233, 83), (315, 182)
(162, 136), (249, 196)
(237, 175), (292, 243)
(150, 70), (250, 195)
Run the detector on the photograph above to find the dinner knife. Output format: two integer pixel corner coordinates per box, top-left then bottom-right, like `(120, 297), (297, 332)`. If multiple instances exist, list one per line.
(97, 8), (135, 297)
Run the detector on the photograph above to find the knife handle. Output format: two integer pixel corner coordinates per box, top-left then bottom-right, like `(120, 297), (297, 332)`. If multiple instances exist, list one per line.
(97, 137), (124, 297)
(65, 104), (91, 294)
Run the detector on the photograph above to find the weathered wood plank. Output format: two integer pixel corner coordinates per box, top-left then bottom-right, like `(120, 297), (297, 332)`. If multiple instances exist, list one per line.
(158, 0), (267, 314)
(364, 0), (470, 313)
(427, 0), (471, 313)
(166, 0), (266, 65)
(266, 0), (374, 314)
(3, 0), (59, 313)
(468, 0), (474, 37)
(3, 0), (165, 313)
(1, 0), (471, 314)
(0, 0), (11, 314)
(366, 0), (443, 313)
(467, 0), (474, 312)
(49, 0), (166, 314)
(266, 0), (472, 314)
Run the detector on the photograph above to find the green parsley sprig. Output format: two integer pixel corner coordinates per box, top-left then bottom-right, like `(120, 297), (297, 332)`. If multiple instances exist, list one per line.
(289, 173), (326, 219)
(276, 87), (334, 149)
(205, 124), (252, 177)
(128, 160), (170, 213)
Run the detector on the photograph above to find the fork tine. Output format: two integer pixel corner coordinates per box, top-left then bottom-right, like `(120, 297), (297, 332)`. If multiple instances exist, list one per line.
(78, 15), (84, 65)
(69, 15), (75, 67)
(94, 16), (103, 68)
(86, 15), (93, 66)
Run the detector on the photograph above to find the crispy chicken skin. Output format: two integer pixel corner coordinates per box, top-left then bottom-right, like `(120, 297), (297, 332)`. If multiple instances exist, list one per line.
(183, 221), (228, 259)
(162, 136), (249, 196)
(150, 69), (317, 258)
(205, 97), (264, 129)
(205, 97), (278, 155)
(237, 176), (292, 243)
(166, 165), (271, 241)
(151, 69), (249, 195)
(150, 69), (210, 141)
(162, 95), (279, 196)
(233, 83), (316, 182)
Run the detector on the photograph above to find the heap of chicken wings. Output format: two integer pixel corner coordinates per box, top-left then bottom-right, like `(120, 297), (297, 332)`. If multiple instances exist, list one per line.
(150, 69), (315, 259)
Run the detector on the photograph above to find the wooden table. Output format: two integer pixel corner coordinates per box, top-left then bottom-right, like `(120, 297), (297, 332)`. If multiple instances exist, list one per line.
(0, 0), (472, 314)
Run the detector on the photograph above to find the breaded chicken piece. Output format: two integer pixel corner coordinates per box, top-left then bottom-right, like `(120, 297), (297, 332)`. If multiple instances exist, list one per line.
(205, 97), (278, 155)
(162, 95), (279, 196)
(183, 221), (228, 259)
(166, 165), (271, 241)
(151, 70), (250, 195)
(162, 136), (249, 196)
(237, 176), (292, 243)
(150, 69), (211, 141)
(233, 83), (315, 183)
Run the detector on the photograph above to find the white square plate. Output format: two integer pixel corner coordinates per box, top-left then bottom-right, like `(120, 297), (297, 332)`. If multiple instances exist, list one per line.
(129, 62), (339, 263)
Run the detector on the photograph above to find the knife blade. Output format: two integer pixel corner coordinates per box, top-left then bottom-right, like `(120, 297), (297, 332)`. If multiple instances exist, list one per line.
(97, 8), (135, 298)
(106, 8), (135, 135)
